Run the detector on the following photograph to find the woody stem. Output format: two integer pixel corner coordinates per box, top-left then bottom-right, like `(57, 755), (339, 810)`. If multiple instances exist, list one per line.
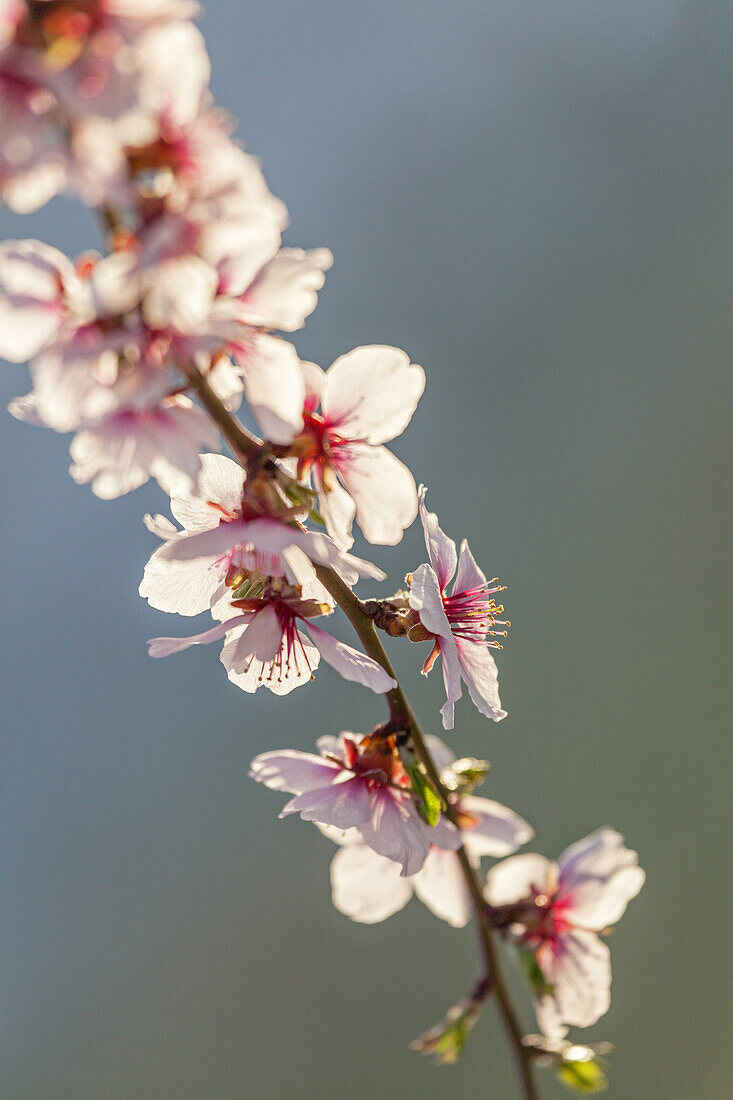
(185, 363), (538, 1100)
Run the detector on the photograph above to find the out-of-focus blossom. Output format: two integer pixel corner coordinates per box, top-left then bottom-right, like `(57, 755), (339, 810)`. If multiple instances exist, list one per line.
(485, 829), (645, 1037)
(408, 487), (509, 729)
(250, 733), (461, 875)
(284, 346), (424, 548)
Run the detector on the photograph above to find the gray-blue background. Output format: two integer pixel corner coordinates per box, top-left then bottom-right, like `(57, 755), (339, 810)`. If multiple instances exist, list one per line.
(1, 2), (731, 1096)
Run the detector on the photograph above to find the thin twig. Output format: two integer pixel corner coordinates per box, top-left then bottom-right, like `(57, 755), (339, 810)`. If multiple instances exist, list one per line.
(183, 366), (539, 1100)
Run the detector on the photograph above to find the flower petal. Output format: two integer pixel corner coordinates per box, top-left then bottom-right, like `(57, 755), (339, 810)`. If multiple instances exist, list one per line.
(281, 775), (371, 830)
(169, 453), (245, 531)
(249, 750), (343, 794)
(547, 930), (612, 1030)
(305, 622), (397, 693)
(330, 843), (413, 924)
(452, 538), (487, 595)
(455, 638), (507, 723)
(322, 345), (425, 445)
(459, 795), (534, 859)
(147, 614), (250, 658)
(337, 443), (418, 546)
(239, 247), (333, 331)
(417, 486), (457, 589)
(242, 335), (305, 445)
(315, 467), (356, 550)
(556, 828), (645, 929)
(409, 563), (452, 640)
(357, 788), (430, 876)
(139, 543), (225, 616)
(412, 848), (473, 928)
(485, 853), (554, 906)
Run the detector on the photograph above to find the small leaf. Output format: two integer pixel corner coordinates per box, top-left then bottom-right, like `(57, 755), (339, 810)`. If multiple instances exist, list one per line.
(407, 763), (443, 827)
(516, 946), (554, 997)
(557, 1058), (609, 1093)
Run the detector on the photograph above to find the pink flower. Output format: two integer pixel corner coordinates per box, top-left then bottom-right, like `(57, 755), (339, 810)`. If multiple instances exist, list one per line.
(0, 239), (87, 361)
(408, 487), (509, 729)
(0, 67), (68, 212)
(485, 829), (645, 1037)
(250, 733), (460, 875)
(286, 346), (425, 548)
(324, 734), (533, 924)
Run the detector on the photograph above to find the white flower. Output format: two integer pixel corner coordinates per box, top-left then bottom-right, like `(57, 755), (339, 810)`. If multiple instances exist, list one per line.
(288, 346), (425, 548)
(408, 487), (509, 729)
(485, 828), (645, 1037)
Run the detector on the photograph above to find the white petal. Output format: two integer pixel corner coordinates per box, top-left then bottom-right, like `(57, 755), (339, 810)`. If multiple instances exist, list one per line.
(417, 486), (457, 589)
(315, 822), (362, 847)
(485, 854), (554, 906)
(143, 513), (179, 540)
(300, 359), (326, 405)
(139, 543), (225, 616)
(249, 750), (342, 794)
(135, 21), (210, 127)
(412, 848), (473, 927)
(337, 443), (417, 545)
(459, 795), (534, 859)
(549, 930), (612, 1030)
(409, 563), (452, 640)
(322, 345), (425, 445)
(315, 468), (356, 550)
(169, 452), (245, 531)
(142, 255), (218, 334)
(358, 788), (431, 876)
(305, 622), (397, 694)
(222, 624), (320, 696)
(147, 614), (249, 659)
(452, 539), (488, 595)
(239, 247), (333, 332)
(439, 636), (464, 731)
(330, 844), (413, 924)
(0, 239), (74, 360)
(455, 638), (506, 723)
(557, 828), (645, 929)
(242, 335), (305, 445)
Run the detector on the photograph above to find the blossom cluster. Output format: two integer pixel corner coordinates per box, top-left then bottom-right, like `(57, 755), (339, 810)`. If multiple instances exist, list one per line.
(1, 3), (644, 1091)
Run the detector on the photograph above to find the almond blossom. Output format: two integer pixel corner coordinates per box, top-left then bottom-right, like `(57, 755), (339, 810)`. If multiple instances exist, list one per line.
(485, 829), (645, 1038)
(140, 452), (380, 616)
(250, 733), (461, 876)
(285, 346), (425, 548)
(324, 736), (532, 925)
(408, 487), (509, 729)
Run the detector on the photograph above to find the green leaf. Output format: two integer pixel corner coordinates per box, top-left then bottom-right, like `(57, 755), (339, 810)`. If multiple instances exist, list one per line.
(407, 763), (443, 827)
(516, 946), (554, 997)
(557, 1058), (609, 1093)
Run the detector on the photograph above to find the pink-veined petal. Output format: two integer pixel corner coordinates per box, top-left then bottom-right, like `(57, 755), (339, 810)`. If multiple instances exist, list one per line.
(169, 452), (245, 531)
(358, 787), (430, 877)
(305, 622), (397, 693)
(439, 635), (464, 731)
(409, 563), (452, 640)
(249, 750), (343, 795)
(0, 239), (76, 361)
(281, 775), (371, 830)
(330, 843), (413, 924)
(322, 345), (425, 445)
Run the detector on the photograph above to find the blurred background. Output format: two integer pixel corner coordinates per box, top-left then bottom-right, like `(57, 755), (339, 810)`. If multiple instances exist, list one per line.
(1, 1), (731, 1096)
